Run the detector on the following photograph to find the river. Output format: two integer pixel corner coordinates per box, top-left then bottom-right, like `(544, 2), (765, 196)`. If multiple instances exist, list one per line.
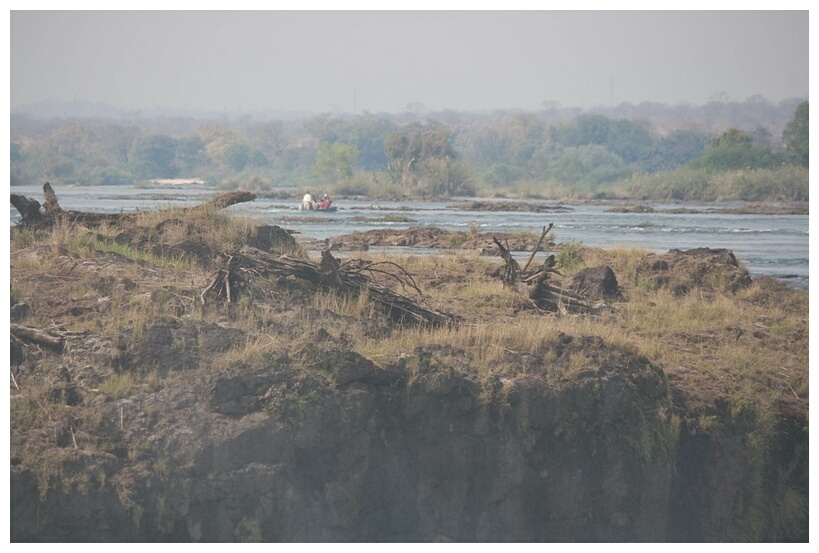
(9, 184), (809, 289)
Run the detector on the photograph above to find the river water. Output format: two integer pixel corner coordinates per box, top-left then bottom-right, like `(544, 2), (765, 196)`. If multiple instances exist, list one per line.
(9, 184), (809, 289)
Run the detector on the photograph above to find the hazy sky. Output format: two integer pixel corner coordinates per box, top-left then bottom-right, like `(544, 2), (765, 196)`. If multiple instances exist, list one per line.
(9, 10), (809, 114)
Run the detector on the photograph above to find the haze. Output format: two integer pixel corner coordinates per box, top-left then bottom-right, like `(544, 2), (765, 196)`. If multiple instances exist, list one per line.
(10, 10), (809, 115)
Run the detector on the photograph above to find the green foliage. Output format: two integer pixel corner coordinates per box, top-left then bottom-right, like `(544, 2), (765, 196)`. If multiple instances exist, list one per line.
(99, 373), (135, 398)
(782, 101), (808, 168)
(132, 134), (178, 179)
(687, 128), (781, 172)
(327, 172), (405, 198)
(339, 113), (395, 171)
(481, 163), (520, 187)
(8, 102), (804, 199)
(85, 166), (135, 186)
(645, 130), (707, 171)
(315, 142), (360, 181)
(382, 125), (472, 196)
(384, 126), (458, 182)
(550, 115), (655, 167)
(174, 136), (206, 172)
(613, 165), (807, 202)
(543, 145), (631, 187)
(418, 156), (475, 196)
(224, 143), (269, 172)
(224, 142), (251, 171)
(50, 157), (79, 182)
(555, 240), (584, 270)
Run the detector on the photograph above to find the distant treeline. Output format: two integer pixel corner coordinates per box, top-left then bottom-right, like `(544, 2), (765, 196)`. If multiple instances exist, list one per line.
(10, 97), (808, 201)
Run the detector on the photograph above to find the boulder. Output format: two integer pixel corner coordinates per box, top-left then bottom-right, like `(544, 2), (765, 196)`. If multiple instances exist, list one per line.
(566, 265), (623, 301)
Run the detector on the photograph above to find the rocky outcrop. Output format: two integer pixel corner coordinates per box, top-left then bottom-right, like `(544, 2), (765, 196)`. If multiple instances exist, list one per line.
(328, 226), (555, 254)
(635, 248), (753, 295)
(10, 336), (808, 542)
(566, 266), (623, 302)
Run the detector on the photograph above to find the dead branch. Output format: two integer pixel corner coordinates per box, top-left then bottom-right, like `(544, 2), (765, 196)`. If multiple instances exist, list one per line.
(11, 324), (65, 352)
(42, 182), (63, 214)
(202, 246), (458, 327)
(522, 223), (554, 273)
(493, 224), (589, 313)
(11, 183), (257, 230)
(200, 191), (257, 210)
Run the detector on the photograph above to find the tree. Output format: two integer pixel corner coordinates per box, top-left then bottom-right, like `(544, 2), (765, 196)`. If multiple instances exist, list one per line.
(644, 130), (707, 172)
(100, 123), (139, 164)
(197, 123), (243, 164)
(225, 143), (252, 172)
(132, 134), (178, 178)
(783, 101), (808, 168)
(251, 121), (284, 158)
(544, 145), (630, 186)
(688, 128), (779, 171)
(175, 136), (206, 173)
(384, 127), (457, 185)
(315, 142), (359, 181)
(341, 114), (395, 171)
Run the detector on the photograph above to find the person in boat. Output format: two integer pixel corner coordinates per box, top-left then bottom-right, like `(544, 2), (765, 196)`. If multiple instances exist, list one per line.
(302, 192), (313, 211)
(319, 194), (332, 209)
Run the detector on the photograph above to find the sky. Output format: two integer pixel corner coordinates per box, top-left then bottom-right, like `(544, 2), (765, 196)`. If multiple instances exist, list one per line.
(8, 9), (811, 115)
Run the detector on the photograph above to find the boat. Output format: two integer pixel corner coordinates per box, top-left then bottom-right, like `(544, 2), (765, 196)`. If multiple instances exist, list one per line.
(298, 204), (337, 212)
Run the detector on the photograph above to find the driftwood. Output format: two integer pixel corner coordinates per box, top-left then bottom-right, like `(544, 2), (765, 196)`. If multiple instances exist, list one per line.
(10, 324), (65, 352)
(202, 245), (458, 327)
(493, 224), (589, 313)
(10, 183), (257, 229)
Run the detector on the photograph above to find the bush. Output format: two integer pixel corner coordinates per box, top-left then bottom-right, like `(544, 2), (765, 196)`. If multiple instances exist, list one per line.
(85, 166), (135, 186)
(328, 172), (405, 198)
(613, 165), (808, 202)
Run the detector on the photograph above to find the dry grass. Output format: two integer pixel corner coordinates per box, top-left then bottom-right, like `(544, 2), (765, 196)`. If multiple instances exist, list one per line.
(9, 199), (809, 537)
(11, 206), (808, 463)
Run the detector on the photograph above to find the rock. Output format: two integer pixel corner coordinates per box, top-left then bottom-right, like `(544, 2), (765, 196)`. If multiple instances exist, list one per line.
(246, 225), (298, 254)
(207, 367), (287, 417)
(566, 265), (623, 301)
(152, 240), (214, 267)
(635, 247), (752, 295)
(125, 320), (245, 374)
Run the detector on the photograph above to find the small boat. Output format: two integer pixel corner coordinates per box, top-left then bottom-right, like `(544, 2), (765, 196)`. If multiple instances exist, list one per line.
(298, 204), (337, 212)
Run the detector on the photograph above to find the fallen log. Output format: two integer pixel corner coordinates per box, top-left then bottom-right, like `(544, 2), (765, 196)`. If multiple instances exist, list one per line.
(493, 225), (589, 313)
(10, 324), (65, 352)
(10, 183), (257, 229)
(202, 246), (458, 327)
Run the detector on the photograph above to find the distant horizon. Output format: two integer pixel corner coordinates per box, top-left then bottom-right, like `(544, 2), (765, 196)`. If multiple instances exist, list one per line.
(11, 92), (808, 122)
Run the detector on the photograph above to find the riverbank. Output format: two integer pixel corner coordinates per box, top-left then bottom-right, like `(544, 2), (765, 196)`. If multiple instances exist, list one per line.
(10, 191), (808, 541)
